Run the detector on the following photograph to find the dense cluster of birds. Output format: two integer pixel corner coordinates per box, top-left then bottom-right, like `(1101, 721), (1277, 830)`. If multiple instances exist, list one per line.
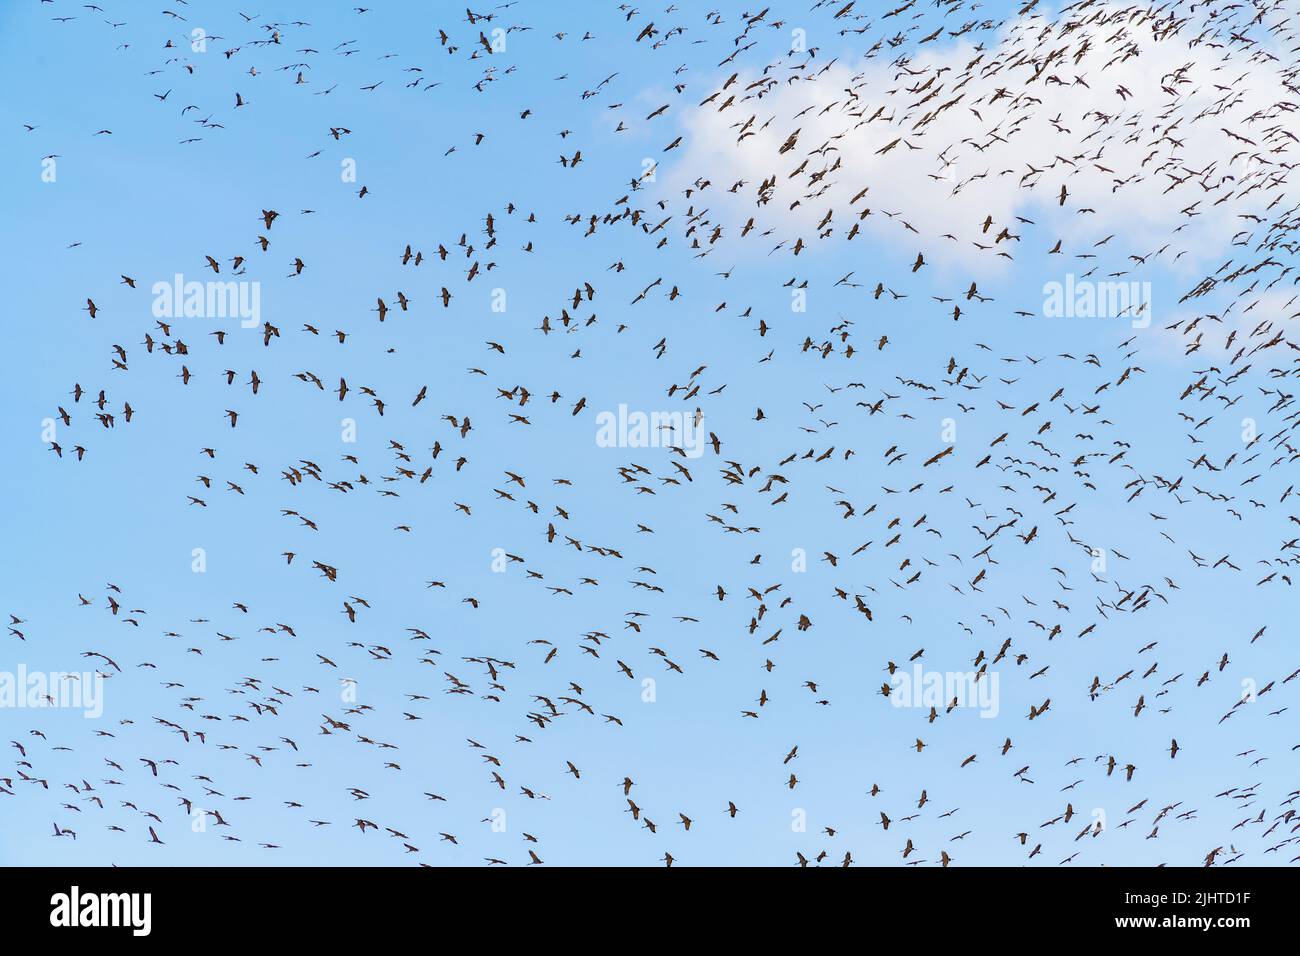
(9, 0), (1300, 867)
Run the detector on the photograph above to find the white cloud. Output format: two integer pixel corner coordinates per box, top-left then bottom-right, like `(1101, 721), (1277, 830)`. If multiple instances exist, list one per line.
(662, 4), (1299, 281)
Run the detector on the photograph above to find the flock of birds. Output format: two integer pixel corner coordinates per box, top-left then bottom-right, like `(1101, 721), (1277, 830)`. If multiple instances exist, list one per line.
(8, 0), (1300, 867)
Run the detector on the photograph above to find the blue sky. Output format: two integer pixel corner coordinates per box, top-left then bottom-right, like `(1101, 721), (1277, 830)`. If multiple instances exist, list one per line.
(2, 0), (1297, 867)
